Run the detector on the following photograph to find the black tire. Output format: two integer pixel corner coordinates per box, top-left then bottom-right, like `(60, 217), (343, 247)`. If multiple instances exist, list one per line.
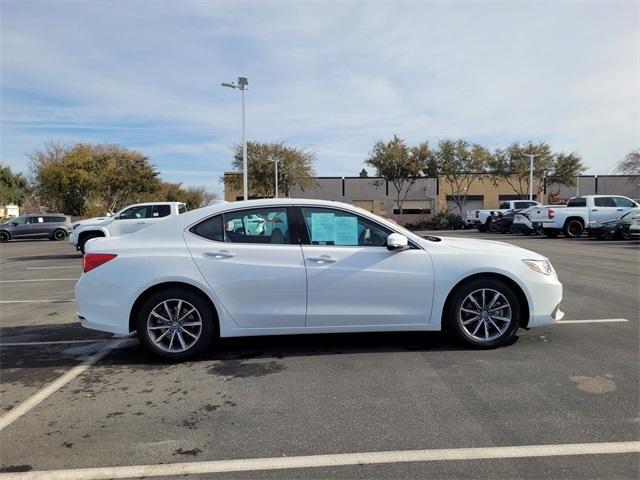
(544, 229), (559, 238)
(620, 227), (632, 241)
(51, 229), (67, 241)
(0, 231), (9, 242)
(477, 225), (487, 233)
(79, 232), (103, 254)
(136, 287), (216, 360)
(563, 219), (584, 238)
(445, 277), (521, 348)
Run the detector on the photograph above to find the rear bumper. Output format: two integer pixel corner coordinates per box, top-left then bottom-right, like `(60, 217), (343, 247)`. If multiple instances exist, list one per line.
(75, 274), (136, 335)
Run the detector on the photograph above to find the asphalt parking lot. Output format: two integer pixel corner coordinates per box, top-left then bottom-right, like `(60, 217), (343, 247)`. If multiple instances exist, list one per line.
(0, 233), (638, 479)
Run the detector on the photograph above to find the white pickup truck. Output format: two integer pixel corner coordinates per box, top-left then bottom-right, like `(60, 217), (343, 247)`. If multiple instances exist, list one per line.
(70, 202), (187, 253)
(530, 195), (639, 238)
(466, 200), (541, 232)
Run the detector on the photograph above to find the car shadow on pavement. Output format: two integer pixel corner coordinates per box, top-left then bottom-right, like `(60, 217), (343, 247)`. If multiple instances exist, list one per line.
(8, 253), (81, 261)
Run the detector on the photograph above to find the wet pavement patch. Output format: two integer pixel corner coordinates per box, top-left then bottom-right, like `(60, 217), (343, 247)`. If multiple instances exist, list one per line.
(208, 359), (286, 378)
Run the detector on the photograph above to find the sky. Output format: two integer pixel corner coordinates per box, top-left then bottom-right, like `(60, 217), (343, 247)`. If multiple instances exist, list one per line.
(1, 0), (638, 196)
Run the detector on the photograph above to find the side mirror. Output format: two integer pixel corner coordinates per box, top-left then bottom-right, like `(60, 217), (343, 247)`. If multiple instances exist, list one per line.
(10, 222), (18, 227)
(387, 233), (408, 251)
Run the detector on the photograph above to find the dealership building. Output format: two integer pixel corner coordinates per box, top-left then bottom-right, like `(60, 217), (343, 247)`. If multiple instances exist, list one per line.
(224, 173), (639, 224)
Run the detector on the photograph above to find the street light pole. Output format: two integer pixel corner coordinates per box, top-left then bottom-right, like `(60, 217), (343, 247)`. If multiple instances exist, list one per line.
(222, 77), (249, 200)
(274, 158), (279, 198)
(524, 154), (539, 201)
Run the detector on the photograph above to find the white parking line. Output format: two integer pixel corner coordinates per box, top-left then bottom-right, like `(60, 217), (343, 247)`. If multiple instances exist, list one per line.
(0, 339), (109, 347)
(1, 441), (638, 480)
(0, 300), (74, 304)
(0, 279), (78, 283)
(557, 319), (629, 324)
(0, 338), (131, 432)
(26, 266), (80, 270)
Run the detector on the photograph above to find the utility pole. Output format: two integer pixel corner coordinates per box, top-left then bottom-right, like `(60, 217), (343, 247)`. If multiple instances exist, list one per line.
(222, 77), (249, 200)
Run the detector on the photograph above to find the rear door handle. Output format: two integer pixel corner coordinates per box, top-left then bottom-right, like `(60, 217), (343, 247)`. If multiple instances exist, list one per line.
(591, 209), (598, 212)
(204, 250), (236, 260)
(307, 255), (337, 265)
(616, 208), (623, 211)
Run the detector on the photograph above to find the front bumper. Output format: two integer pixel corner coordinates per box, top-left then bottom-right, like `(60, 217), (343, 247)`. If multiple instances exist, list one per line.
(523, 269), (564, 328)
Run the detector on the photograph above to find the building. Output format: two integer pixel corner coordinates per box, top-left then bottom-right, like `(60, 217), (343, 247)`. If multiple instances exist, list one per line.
(0, 204), (19, 219)
(224, 172), (639, 224)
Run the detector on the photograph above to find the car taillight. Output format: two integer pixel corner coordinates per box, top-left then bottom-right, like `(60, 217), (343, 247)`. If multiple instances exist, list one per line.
(83, 253), (117, 273)
(548, 209), (555, 219)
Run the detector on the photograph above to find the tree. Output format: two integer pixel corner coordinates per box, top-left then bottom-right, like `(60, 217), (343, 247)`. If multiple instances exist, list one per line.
(435, 138), (490, 215)
(365, 135), (431, 214)
(359, 168), (369, 178)
(157, 182), (217, 209)
(227, 142), (315, 198)
(30, 142), (162, 215)
(616, 149), (640, 180)
(0, 164), (30, 206)
(489, 141), (585, 200)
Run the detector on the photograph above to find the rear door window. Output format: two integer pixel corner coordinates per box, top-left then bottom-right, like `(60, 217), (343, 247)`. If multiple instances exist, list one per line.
(594, 197), (616, 207)
(152, 205), (171, 218)
(178, 204), (187, 214)
(190, 208), (292, 245)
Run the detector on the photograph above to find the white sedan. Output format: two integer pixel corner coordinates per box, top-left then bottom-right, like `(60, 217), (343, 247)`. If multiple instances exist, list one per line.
(76, 199), (564, 359)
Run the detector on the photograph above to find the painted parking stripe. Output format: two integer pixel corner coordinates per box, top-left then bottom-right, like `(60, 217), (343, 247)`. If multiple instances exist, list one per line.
(0, 278), (78, 283)
(0, 339), (110, 347)
(0, 300), (74, 304)
(0, 338), (132, 432)
(557, 319), (629, 324)
(1, 441), (638, 480)
(26, 266), (80, 270)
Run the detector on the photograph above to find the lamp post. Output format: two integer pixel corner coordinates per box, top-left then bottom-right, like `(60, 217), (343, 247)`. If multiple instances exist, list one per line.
(222, 77), (249, 201)
(273, 158), (279, 199)
(524, 153), (539, 201)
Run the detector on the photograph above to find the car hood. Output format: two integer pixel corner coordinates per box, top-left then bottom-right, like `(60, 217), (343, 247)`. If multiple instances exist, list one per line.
(74, 217), (113, 228)
(431, 236), (545, 259)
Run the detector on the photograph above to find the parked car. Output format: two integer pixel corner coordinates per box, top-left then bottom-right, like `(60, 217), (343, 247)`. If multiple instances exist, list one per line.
(511, 206), (541, 235)
(69, 202), (187, 254)
(587, 207), (640, 240)
(530, 195), (639, 238)
(0, 214), (72, 242)
(76, 199), (564, 360)
(466, 200), (541, 232)
(630, 214), (640, 239)
(487, 210), (516, 234)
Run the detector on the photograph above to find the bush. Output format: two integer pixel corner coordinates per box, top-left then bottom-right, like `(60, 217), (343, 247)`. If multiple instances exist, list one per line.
(404, 211), (464, 231)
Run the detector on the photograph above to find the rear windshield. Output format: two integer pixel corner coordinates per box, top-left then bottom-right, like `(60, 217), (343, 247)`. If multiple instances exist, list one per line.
(567, 197), (586, 207)
(178, 204), (187, 214)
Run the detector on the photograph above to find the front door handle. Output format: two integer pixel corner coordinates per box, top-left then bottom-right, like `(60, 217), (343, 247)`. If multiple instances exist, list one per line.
(307, 255), (337, 265)
(616, 208), (623, 211)
(591, 209), (598, 212)
(204, 250), (236, 260)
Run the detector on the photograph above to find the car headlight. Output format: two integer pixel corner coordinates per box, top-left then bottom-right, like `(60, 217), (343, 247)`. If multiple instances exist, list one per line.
(523, 259), (552, 275)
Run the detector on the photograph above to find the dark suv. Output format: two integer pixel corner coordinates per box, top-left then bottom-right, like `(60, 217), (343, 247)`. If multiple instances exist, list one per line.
(0, 214), (72, 242)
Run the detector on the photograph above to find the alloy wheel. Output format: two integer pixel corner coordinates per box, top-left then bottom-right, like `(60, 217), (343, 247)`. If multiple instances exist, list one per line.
(146, 299), (203, 353)
(458, 288), (512, 342)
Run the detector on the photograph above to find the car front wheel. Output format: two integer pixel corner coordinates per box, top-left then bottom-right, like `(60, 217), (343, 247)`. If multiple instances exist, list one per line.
(136, 288), (216, 360)
(446, 278), (521, 348)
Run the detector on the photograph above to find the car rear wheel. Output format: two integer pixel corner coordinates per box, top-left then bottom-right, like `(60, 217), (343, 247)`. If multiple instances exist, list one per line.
(51, 229), (67, 241)
(136, 288), (216, 360)
(446, 278), (521, 348)
(563, 219), (584, 238)
(0, 231), (9, 242)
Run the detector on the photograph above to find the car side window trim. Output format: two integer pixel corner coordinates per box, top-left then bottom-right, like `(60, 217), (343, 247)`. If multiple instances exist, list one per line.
(187, 206), (301, 246)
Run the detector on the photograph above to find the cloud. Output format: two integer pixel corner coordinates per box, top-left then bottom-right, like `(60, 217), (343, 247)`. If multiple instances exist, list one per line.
(1, 0), (638, 192)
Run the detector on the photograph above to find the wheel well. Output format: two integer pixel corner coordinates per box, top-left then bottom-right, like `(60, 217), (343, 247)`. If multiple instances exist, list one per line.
(443, 273), (531, 329)
(128, 282), (219, 333)
(79, 230), (105, 242)
(564, 216), (585, 227)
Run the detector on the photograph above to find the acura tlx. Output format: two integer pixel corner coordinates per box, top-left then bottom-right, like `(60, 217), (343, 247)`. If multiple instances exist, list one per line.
(76, 199), (563, 360)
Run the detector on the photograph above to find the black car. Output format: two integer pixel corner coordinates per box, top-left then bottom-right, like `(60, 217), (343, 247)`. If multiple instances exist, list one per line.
(587, 208), (640, 240)
(0, 214), (72, 242)
(488, 210), (516, 233)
